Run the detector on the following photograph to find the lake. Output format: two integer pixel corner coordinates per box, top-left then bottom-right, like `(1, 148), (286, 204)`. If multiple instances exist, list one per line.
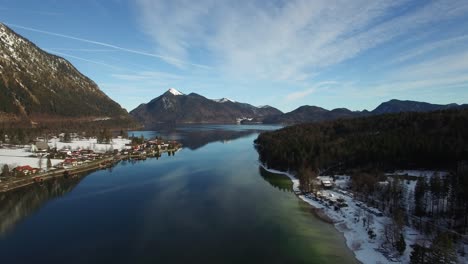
(0, 125), (357, 264)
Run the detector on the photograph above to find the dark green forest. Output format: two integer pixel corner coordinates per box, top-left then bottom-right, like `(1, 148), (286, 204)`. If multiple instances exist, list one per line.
(255, 109), (468, 173)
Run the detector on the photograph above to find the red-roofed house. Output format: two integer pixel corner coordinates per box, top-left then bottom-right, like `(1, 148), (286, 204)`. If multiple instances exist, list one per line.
(14, 165), (39, 176)
(64, 158), (78, 167)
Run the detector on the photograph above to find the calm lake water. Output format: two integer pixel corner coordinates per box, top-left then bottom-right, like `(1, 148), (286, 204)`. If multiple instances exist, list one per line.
(0, 125), (357, 264)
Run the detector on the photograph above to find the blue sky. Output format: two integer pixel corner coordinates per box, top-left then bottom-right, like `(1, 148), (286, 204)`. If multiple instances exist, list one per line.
(1, 0), (468, 112)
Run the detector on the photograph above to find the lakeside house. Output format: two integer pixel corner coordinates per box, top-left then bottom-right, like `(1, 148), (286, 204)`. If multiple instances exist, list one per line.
(321, 179), (333, 189)
(63, 158), (78, 167)
(31, 141), (49, 153)
(13, 165), (39, 176)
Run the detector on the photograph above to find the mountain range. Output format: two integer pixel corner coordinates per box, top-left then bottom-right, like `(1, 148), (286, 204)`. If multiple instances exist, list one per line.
(130, 88), (282, 127)
(131, 89), (468, 126)
(0, 23), (132, 126)
(1, 22), (466, 128)
(262, 99), (468, 124)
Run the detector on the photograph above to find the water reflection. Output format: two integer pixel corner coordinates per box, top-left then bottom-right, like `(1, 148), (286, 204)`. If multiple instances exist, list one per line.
(258, 166), (293, 192)
(0, 175), (84, 236)
(130, 124), (281, 150)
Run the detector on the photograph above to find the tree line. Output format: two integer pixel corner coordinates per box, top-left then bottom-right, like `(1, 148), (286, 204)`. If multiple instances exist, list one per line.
(255, 108), (468, 173)
(0, 126), (130, 145)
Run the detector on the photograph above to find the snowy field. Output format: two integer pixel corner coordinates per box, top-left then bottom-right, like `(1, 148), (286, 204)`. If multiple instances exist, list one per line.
(0, 147), (33, 158)
(0, 147), (62, 170)
(259, 164), (467, 264)
(389, 170), (449, 178)
(48, 137), (130, 152)
(0, 156), (62, 170)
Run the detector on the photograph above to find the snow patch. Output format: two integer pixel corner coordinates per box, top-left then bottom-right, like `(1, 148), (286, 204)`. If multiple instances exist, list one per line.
(213, 98), (236, 103)
(162, 97), (174, 110)
(168, 88), (183, 96)
(388, 170), (449, 178)
(92, 117), (111, 121)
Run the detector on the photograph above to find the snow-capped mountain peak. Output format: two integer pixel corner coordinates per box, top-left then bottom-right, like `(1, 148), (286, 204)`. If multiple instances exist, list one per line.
(168, 88), (184, 96)
(213, 98), (236, 103)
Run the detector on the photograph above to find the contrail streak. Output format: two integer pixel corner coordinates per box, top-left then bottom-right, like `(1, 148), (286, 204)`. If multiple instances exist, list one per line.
(44, 49), (127, 71)
(45, 48), (117, 52)
(6, 22), (211, 69)
(0, 8), (62, 16)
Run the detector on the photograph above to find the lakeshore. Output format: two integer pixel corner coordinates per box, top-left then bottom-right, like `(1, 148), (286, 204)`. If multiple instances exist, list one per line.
(260, 163), (417, 264)
(0, 137), (182, 193)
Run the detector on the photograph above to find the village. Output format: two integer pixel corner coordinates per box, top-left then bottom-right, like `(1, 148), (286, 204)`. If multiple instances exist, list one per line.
(0, 133), (182, 192)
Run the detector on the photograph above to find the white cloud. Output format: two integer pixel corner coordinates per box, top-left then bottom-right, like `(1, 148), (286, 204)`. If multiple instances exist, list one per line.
(135, 0), (468, 82)
(393, 51), (468, 80)
(340, 49), (468, 100)
(285, 87), (316, 102)
(388, 35), (468, 65)
(285, 81), (338, 102)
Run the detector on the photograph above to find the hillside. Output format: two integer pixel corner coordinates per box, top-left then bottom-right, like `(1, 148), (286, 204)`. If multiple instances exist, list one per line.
(0, 23), (132, 126)
(263, 99), (467, 125)
(371, 99), (466, 115)
(130, 88), (282, 127)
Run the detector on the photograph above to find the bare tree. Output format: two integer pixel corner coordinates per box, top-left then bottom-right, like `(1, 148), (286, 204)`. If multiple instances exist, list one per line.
(38, 156), (43, 169)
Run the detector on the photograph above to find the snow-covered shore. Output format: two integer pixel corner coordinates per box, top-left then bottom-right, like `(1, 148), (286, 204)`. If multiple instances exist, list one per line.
(0, 138), (130, 170)
(259, 163), (426, 264)
(0, 147), (62, 170)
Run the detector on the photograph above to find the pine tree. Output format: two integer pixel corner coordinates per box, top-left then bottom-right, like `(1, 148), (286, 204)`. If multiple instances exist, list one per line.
(396, 233), (406, 255)
(46, 157), (52, 169)
(63, 132), (71, 143)
(16, 128), (25, 144)
(1, 164), (10, 177)
(414, 177), (427, 217)
(298, 164), (316, 193)
(430, 174), (441, 216)
(428, 233), (457, 264)
(410, 244), (428, 264)
(119, 129), (128, 138)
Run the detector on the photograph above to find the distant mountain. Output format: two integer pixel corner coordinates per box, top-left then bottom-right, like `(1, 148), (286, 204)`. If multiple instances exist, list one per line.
(263, 99), (467, 125)
(371, 99), (466, 115)
(263, 105), (365, 124)
(0, 23), (132, 126)
(130, 88), (282, 127)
